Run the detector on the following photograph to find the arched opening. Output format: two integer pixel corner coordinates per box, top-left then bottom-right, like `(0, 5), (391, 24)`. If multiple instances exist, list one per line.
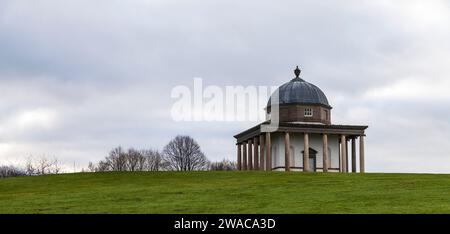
(302, 148), (318, 172)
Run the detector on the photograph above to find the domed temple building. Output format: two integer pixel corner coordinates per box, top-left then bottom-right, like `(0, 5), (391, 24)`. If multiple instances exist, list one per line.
(234, 66), (368, 172)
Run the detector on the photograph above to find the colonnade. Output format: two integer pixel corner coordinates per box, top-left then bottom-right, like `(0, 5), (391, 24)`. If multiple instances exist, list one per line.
(237, 132), (365, 173)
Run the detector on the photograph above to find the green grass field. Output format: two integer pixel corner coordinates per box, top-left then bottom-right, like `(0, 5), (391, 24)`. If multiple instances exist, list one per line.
(0, 171), (449, 214)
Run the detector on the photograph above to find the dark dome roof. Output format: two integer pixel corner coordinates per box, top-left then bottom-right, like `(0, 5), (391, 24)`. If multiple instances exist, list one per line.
(267, 76), (331, 108)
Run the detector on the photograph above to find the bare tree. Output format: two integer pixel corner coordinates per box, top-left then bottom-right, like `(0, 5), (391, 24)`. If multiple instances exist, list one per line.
(209, 159), (237, 171)
(142, 149), (164, 171)
(87, 141), (209, 173)
(87, 162), (97, 172)
(0, 165), (26, 178)
(93, 147), (152, 172)
(105, 146), (127, 171)
(50, 158), (61, 174)
(24, 156), (62, 175)
(126, 148), (145, 171)
(25, 156), (36, 175)
(137, 152), (147, 171)
(163, 135), (209, 171)
(37, 157), (51, 175)
(97, 160), (111, 172)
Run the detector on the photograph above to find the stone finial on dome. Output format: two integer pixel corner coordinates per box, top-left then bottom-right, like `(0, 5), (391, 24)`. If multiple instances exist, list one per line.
(294, 66), (301, 78)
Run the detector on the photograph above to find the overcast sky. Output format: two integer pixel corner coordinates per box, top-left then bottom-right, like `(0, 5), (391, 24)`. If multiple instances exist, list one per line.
(1, 0), (450, 173)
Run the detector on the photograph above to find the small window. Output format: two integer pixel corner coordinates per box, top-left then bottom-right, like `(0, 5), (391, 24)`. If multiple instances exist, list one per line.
(324, 110), (328, 120)
(304, 108), (313, 117)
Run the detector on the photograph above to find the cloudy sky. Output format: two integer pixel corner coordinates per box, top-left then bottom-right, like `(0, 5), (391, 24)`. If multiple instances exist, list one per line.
(1, 0), (450, 173)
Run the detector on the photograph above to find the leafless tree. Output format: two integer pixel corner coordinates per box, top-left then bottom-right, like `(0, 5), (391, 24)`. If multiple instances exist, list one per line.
(24, 156), (62, 175)
(142, 149), (164, 171)
(49, 158), (61, 174)
(126, 148), (144, 171)
(87, 140), (209, 172)
(209, 159), (237, 171)
(136, 152), (148, 171)
(97, 160), (111, 172)
(105, 146), (127, 171)
(0, 165), (26, 178)
(37, 157), (51, 175)
(93, 147), (152, 172)
(87, 162), (97, 172)
(163, 135), (209, 171)
(25, 157), (36, 175)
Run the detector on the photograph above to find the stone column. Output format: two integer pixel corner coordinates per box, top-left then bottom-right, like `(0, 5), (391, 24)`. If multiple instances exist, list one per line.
(266, 132), (271, 171)
(242, 141), (247, 171)
(340, 135), (346, 173)
(253, 137), (259, 170)
(360, 135), (365, 173)
(248, 139), (253, 170)
(237, 144), (242, 171)
(322, 134), (328, 172)
(284, 132), (290, 171)
(351, 137), (356, 173)
(303, 133), (309, 172)
(259, 135), (265, 171)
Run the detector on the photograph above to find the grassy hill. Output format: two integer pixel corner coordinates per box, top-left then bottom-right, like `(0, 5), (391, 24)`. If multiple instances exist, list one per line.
(0, 171), (449, 214)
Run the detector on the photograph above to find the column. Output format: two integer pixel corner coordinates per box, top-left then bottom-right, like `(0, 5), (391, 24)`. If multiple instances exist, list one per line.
(360, 135), (365, 173)
(340, 135), (346, 173)
(248, 139), (253, 170)
(253, 136), (259, 170)
(266, 132), (271, 171)
(303, 133), (309, 172)
(259, 135), (265, 171)
(351, 137), (356, 173)
(237, 144), (242, 171)
(322, 134), (328, 172)
(284, 132), (290, 171)
(242, 141), (247, 170)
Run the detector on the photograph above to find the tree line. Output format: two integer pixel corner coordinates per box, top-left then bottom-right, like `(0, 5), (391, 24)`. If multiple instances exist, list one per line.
(0, 156), (61, 178)
(0, 135), (236, 178)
